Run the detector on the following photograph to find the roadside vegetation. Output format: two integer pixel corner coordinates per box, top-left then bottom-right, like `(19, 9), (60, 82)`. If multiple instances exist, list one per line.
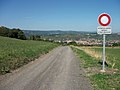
(72, 46), (120, 90)
(0, 36), (59, 74)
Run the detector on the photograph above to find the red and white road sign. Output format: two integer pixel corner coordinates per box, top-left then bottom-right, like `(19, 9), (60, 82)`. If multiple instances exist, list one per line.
(98, 13), (111, 26)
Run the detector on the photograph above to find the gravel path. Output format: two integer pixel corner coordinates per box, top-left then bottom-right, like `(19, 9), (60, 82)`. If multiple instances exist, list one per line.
(0, 46), (93, 90)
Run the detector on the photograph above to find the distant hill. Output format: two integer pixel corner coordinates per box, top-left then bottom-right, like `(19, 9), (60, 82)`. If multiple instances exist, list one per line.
(23, 30), (95, 36)
(23, 30), (120, 41)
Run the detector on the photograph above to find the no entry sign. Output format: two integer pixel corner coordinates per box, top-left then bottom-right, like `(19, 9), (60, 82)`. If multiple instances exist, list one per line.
(98, 13), (111, 26)
(97, 13), (112, 35)
(97, 13), (112, 72)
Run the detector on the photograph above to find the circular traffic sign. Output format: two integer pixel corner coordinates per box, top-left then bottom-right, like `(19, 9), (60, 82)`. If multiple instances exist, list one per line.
(98, 13), (111, 26)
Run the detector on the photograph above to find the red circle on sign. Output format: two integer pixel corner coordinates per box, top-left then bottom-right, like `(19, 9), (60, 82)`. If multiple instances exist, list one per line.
(98, 13), (111, 26)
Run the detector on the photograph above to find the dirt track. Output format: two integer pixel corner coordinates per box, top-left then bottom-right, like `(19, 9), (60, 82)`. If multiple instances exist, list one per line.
(0, 46), (93, 90)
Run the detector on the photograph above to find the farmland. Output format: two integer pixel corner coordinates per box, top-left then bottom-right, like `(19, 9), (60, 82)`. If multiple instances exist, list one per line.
(72, 46), (120, 90)
(0, 36), (59, 74)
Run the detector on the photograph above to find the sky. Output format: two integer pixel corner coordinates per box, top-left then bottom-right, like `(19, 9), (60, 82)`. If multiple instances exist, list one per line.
(0, 0), (120, 32)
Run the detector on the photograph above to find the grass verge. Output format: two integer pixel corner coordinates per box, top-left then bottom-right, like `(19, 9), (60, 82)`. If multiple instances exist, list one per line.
(0, 36), (59, 74)
(72, 46), (120, 90)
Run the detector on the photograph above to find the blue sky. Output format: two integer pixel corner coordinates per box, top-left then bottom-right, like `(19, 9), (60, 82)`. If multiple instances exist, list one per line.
(0, 0), (120, 32)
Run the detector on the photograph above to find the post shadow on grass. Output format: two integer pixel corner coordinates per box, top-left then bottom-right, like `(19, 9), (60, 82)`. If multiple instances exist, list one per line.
(98, 61), (109, 67)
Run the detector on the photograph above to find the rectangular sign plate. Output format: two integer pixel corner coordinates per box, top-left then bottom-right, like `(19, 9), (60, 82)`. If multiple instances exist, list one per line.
(97, 26), (112, 34)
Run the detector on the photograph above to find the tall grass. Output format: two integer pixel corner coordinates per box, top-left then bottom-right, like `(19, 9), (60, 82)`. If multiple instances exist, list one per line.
(91, 47), (120, 70)
(76, 47), (102, 60)
(0, 36), (59, 74)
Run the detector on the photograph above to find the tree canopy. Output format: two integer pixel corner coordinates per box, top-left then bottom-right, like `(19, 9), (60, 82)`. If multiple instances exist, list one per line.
(0, 26), (26, 40)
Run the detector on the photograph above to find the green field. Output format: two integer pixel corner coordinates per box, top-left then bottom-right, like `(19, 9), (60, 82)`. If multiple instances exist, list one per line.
(0, 36), (59, 74)
(72, 46), (120, 90)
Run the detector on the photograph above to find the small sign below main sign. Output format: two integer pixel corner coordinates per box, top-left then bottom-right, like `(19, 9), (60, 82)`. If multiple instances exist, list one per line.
(97, 26), (112, 34)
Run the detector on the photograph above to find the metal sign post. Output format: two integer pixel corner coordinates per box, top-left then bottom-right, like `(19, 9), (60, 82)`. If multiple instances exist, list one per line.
(102, 34), (105, 71)
(97, 13), (112, 72)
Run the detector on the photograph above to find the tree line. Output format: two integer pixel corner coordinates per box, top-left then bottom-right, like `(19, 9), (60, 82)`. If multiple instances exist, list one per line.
(0, 26), (54, 42)
(112, 42), (120, 46)
(0, 26), (26, 40)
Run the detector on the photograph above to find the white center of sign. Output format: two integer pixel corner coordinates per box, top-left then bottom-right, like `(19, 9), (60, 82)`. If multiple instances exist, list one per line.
(101, 16), (108, 24)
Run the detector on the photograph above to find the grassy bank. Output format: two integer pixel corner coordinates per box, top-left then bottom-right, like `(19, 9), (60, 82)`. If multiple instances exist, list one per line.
(0, 36), (59, 74)
(72, 46), (120, 90)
